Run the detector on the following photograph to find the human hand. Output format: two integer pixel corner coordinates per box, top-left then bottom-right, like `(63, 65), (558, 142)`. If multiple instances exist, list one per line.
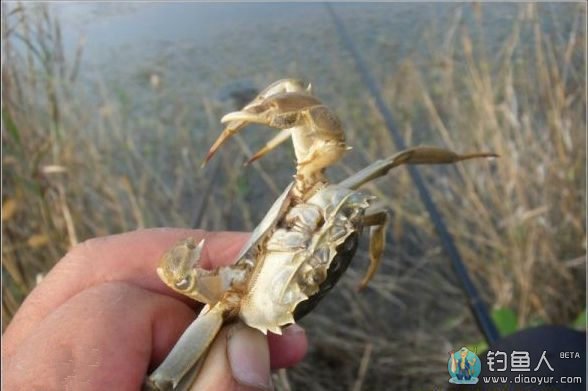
(2, 228), (308, 390)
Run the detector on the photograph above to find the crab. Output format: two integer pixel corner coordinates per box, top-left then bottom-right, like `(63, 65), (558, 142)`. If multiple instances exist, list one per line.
(144, 79), (496, 390)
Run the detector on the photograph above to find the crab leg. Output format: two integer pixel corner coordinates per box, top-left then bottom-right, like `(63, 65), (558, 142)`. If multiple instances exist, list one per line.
(201, 119), (249, 166)
(358, 208), (388, 290)
(339, 146), (498, 190)
(145, 303), (227, 391)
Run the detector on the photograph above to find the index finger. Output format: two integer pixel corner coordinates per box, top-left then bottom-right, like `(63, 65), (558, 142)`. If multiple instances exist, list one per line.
(3, 228), (249, 354)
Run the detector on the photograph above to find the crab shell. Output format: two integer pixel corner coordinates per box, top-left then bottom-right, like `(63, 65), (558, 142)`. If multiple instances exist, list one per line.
(229, 184), (372, 334)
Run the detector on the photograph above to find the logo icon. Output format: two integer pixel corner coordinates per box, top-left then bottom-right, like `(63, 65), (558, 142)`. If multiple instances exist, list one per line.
(448, 347), (481, 384)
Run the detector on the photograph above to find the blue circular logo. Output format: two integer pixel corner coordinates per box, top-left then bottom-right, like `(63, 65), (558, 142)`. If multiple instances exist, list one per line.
(448, 347), (481, 384)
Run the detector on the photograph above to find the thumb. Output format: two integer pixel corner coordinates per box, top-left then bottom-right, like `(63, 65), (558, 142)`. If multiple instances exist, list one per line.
(191, 322), (272, 391)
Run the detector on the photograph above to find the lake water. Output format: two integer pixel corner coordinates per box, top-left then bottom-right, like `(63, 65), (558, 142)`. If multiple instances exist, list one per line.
(8, 2), (580, 104)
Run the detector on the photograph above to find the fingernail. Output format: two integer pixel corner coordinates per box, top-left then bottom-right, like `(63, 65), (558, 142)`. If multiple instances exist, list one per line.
(282, 324), (305, 337)
(227, 324), (272, 390)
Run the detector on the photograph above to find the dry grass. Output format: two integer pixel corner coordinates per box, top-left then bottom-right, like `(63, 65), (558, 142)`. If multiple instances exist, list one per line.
(2, 3), (585, 390)
(376, 3), (587, 327)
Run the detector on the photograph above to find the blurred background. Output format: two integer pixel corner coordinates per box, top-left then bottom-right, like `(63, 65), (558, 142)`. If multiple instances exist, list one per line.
(2, 2), (586, 390)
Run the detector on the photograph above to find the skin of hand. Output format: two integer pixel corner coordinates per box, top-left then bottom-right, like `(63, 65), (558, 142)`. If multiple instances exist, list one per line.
(2, 228), (308, 390)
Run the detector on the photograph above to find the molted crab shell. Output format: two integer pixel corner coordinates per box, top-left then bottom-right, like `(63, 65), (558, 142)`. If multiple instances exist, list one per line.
(146, 78), (497, 391)
(237, 186), (372, 334)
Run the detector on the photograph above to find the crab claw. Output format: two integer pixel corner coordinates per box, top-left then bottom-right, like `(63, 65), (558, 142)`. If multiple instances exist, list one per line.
(202, 79), (310, 167)
(204, 80), (347, 191)
(220, 92), (348, 183)
(203, 92), (324, 167)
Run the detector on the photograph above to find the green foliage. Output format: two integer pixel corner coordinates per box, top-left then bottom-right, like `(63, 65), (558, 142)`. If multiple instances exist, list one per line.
(470, 307), (586, 353)
(468, 341), (488, 356)
(3, 108), (22, 147)
(572, 308), (586, 331)
(470, 307), (527, 354)
(492, 308), (519, 337)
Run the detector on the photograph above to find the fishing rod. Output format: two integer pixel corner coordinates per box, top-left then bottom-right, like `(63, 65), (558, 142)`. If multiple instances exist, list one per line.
(326, 3), (500, 345)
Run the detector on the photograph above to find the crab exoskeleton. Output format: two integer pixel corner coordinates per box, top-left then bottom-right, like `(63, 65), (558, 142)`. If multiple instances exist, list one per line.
(144, 79), (497, 390)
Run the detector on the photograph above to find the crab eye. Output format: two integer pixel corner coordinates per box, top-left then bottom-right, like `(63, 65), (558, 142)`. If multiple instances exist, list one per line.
(174, 276), (192, 291)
